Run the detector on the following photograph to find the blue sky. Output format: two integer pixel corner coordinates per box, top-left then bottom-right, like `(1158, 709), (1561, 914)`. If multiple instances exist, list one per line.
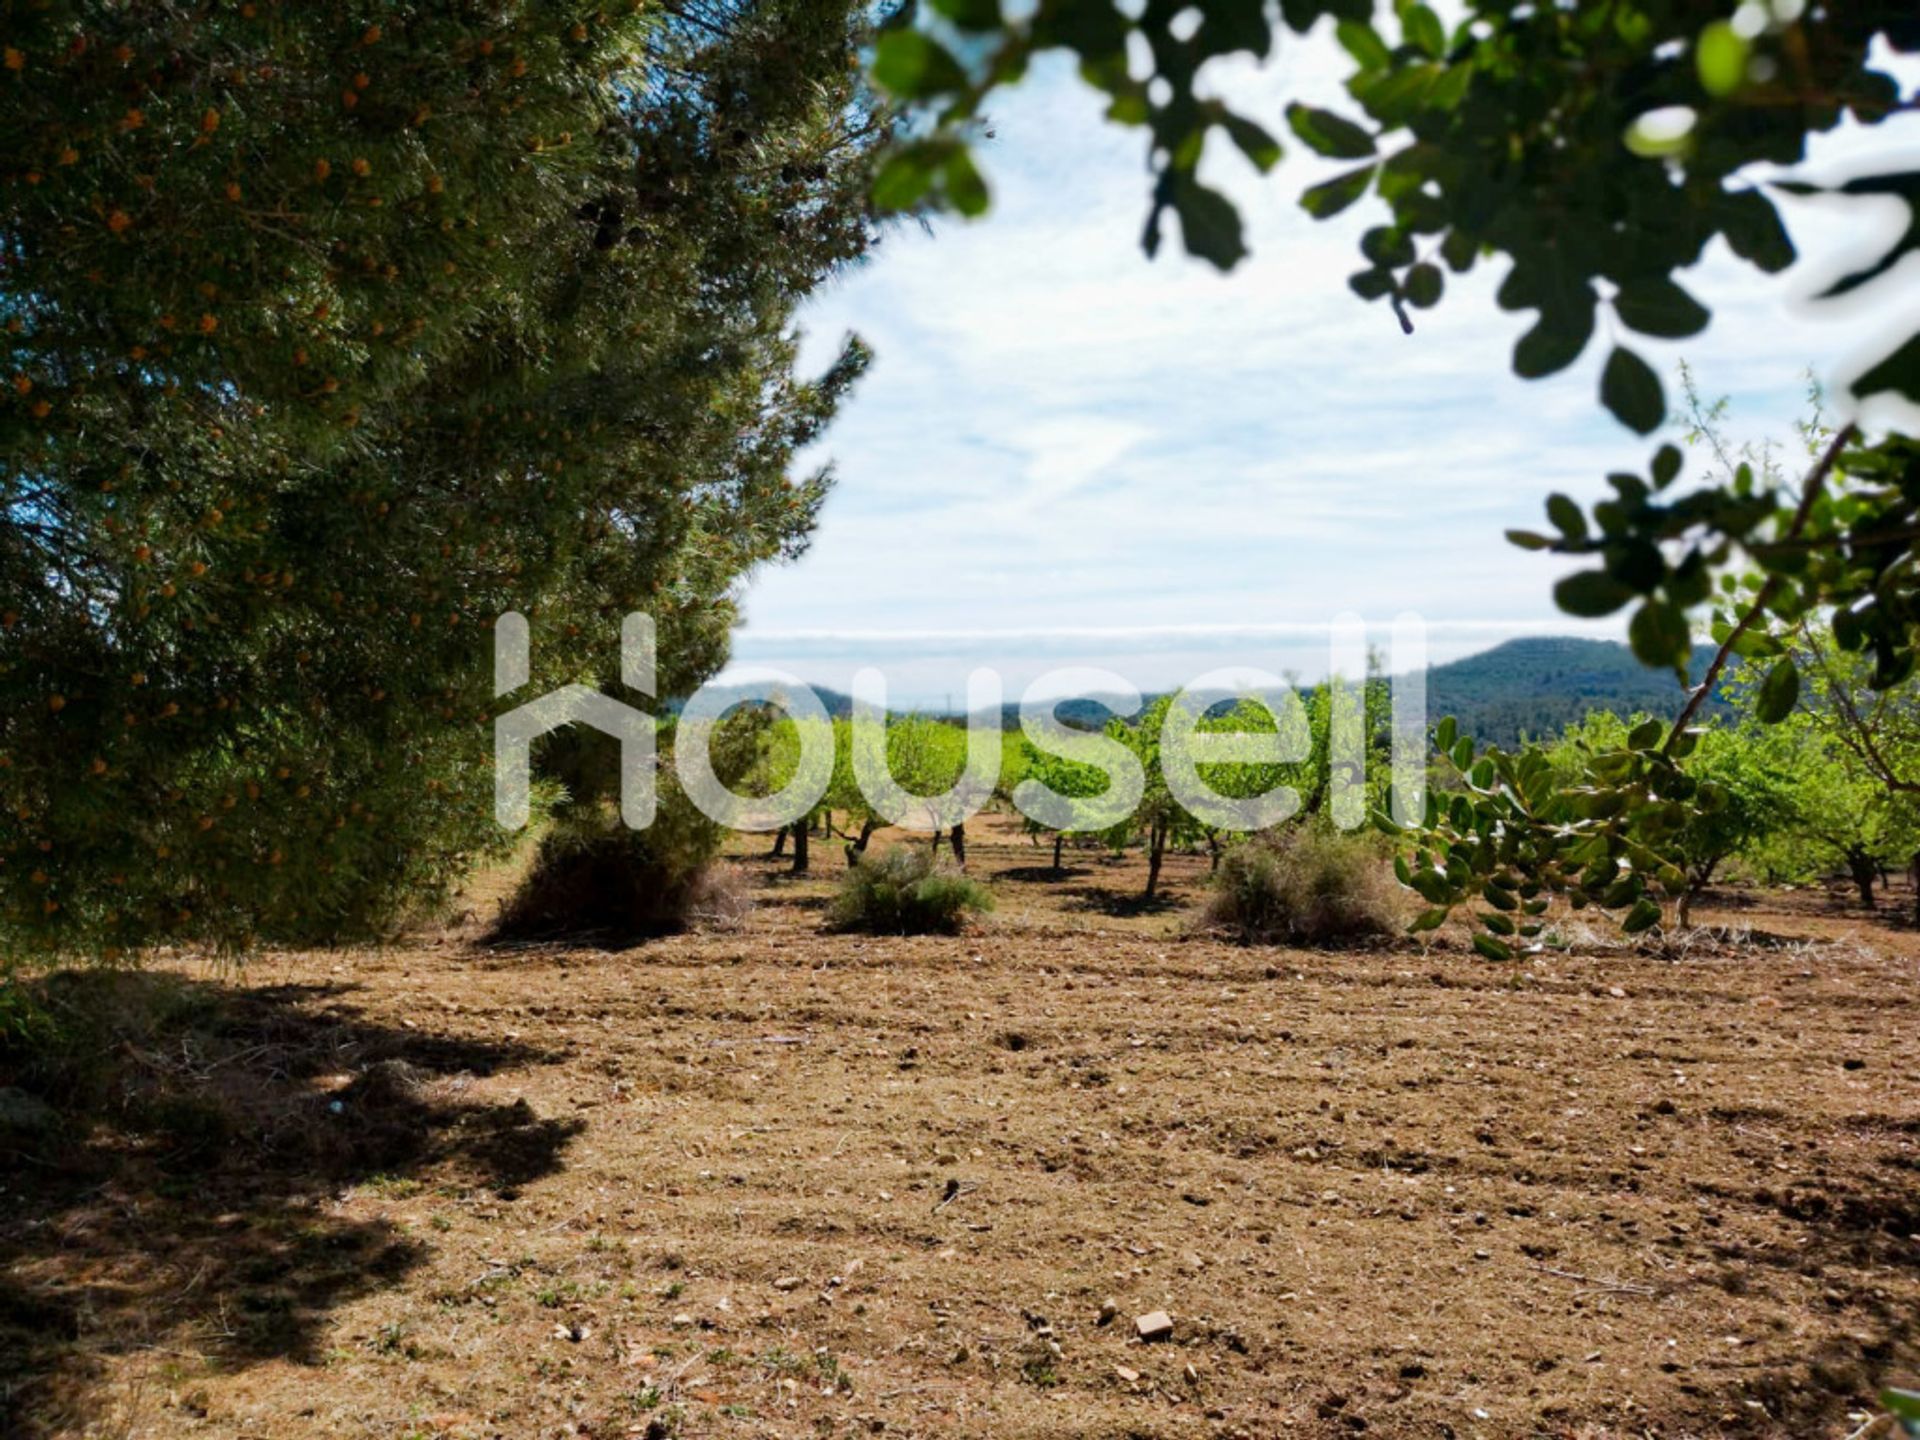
(721, 33), (1920, 708)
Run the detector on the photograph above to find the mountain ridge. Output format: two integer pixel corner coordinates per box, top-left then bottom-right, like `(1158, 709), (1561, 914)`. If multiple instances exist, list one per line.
(677, 636), (1736, 745)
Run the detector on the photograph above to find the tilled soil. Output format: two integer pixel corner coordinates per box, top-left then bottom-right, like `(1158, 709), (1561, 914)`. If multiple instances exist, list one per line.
(6, 819), (1918, 1439)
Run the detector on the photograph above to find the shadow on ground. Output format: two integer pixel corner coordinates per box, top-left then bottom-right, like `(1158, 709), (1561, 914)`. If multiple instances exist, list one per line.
(992, 864), (1094, 884)
(0, 968), (580, 1434)
(1060, 884), (1187, 918)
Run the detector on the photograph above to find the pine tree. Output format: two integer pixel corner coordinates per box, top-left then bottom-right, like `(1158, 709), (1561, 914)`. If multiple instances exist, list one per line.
(1, 0), (883, 952)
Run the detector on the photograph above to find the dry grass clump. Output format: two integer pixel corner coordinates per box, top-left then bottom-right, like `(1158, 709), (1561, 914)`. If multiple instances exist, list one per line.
(1202, 825), (1402, 945)
(828, 846), (993, 935)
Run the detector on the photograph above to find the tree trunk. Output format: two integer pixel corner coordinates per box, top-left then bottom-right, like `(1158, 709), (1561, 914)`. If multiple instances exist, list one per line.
(1909, 850), (1920, 926)
(845, 817), (878, 868)
(1207, 829), (1222, 873)
(1847, 847), (1877, 909)
(1052, 832), (1064, 873)
(790, 818), (809, 874)
(1684, 854), (1720, 916)
(769, 827), (788, 859)
(950, 821), (966, 868)
(1144, 818), (1166, 898)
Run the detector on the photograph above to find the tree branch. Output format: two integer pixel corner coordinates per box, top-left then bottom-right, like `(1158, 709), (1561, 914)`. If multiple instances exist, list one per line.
(1664, 422), (1858, 752)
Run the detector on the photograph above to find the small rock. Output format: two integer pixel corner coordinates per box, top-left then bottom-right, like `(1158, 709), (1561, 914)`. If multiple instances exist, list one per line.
(1096, 1299), (1119, 1326)
(1135, 1310), (1174, 1343)
(1607, 986), (1627, 999)
(669, 1312), (695, 1328)
(772, 1276), (803, 1292)
(1114, 1364), (1141, 1384)
(934, 1151), (960, 1165)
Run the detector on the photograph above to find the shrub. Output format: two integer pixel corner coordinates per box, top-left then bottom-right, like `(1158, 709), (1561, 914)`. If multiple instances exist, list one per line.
(490, 809), (740, 946)
(1202, 826), (1401, 946)
(493, 713), (765, 944)
(828, 847), (993, 935)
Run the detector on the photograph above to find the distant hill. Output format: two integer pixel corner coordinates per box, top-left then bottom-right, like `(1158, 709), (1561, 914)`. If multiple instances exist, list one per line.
(678, 636), (1734, 748)
(983, 637), (1736, 745)
(1426, 636), (1733, 748)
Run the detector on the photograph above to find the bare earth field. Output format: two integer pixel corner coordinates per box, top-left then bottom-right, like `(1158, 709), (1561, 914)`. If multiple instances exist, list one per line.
(4, 815), (1917, 1440)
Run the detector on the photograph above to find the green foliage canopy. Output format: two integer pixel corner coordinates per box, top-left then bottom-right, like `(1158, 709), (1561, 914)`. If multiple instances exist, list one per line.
(0, 0), (882, 953)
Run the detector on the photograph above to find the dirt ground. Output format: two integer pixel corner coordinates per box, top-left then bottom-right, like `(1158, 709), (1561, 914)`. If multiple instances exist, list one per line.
(4, 813), (1917, 1440)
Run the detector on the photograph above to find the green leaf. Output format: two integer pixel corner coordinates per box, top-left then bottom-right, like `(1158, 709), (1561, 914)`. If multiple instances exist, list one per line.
(1471, 931), (1514, 962)
(1410, 906), (1449, 933)
(1348, 267), (1394, 300)
(943, 148), (990, 217)
(928, 0), (1002, 29)
(1626, 717), (1665, 751)
(1850, 331), (1920, 408)
(1555, 570), (1635, 618)
(1600, 346), (1665, 434)
(1434, 716), (1457, 752)
(1613, 277), (1710, 339)
(1546, 493), (1587, 542)
(1440, 228), (1478, 273)
(1403, 262), (1443, 308)
(1755, 656), (1800, 723)
(871, 149), (939, 211)
(1622, 897), (1663, 933)
(1032, 0), (1129, 57)
(1223, 114), (1284, 172)
(1651, 443), (1683, 489)
(1881, 1389), (1920, 1435)
(1198, 1), (1271, 57)
(1481, 910), (1516, 936)
(1334, 19), (1392, 71)
(1628, 600), (1691, 668)
(1300, 164), (1375, 218)
(872, 31), (967, 99)
(1718, 190), (1795, 273)
(1402, 3), (1445, 59)
(1696, 20), (1750, 97)
(1506, 529), (1555, 551)
(1286, 102), (1376, 159)
(1514, 308), (1595, 379)
(1172, 177), (1247, 271)
(1361, 225), (1415, 267)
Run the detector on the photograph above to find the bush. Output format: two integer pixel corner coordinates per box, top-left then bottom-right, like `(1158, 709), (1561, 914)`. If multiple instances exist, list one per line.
(490, 810), (744, 946)
(1202, 826), (1401, 946)
(828, 847), (993, 935)
(493, 713), (766, 944)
